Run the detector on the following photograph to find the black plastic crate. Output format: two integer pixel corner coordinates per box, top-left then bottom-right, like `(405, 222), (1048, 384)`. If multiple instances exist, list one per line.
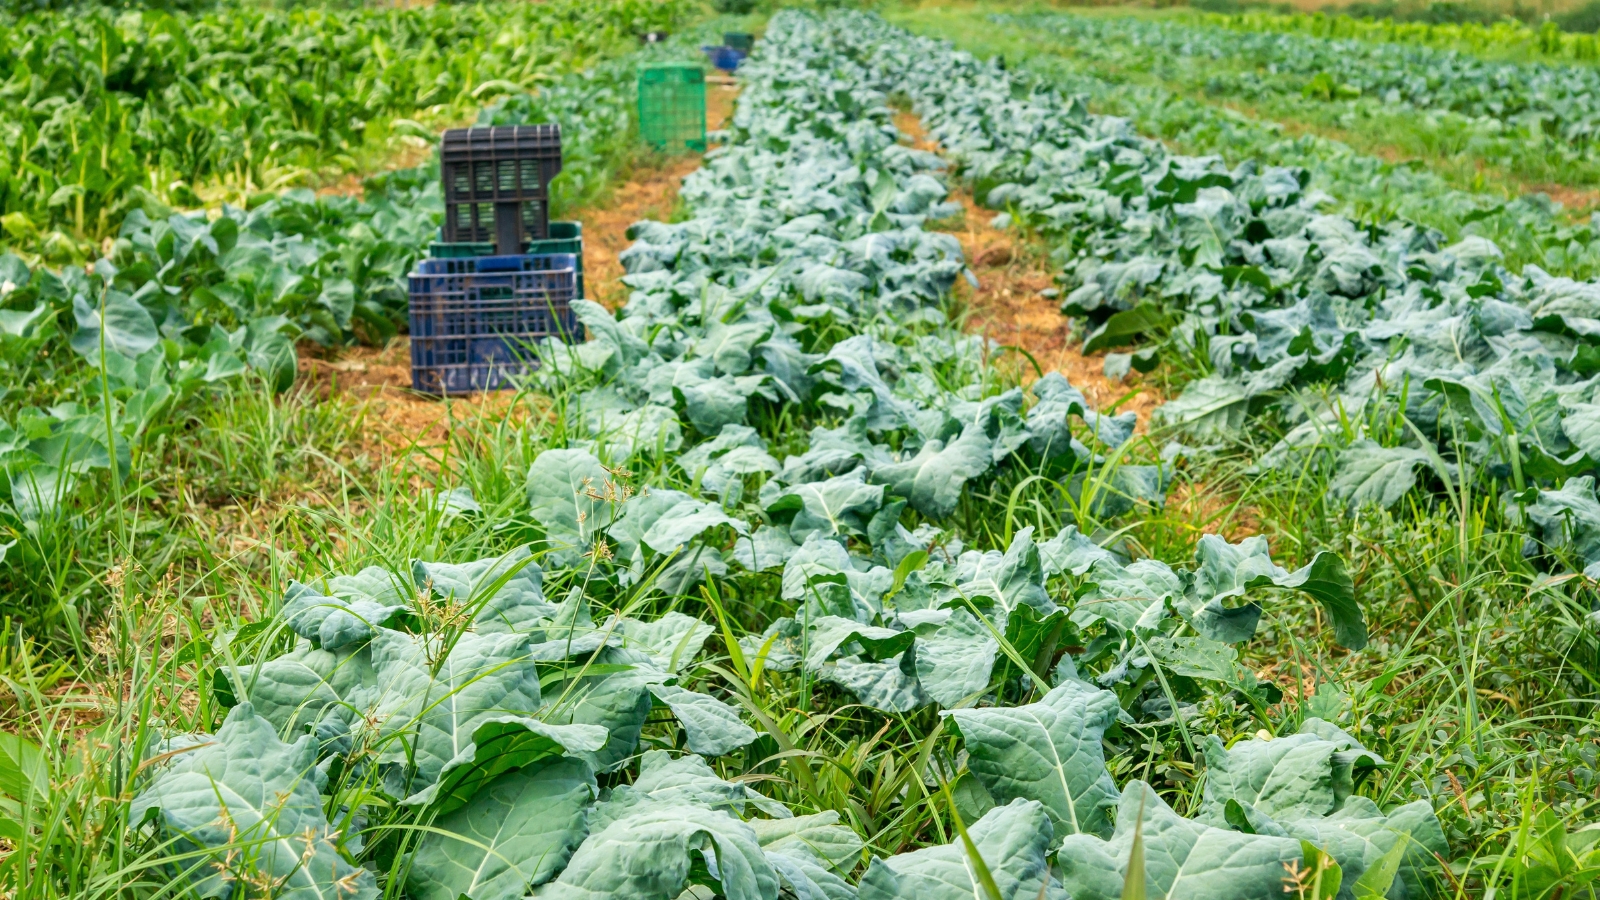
(440, 125), (564, 254)
(408, 253), (581, 395)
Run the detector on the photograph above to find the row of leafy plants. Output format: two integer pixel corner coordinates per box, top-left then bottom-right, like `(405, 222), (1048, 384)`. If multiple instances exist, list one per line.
(1004, 11), (1600, 149)
(1215, 10), (1590, 86)
(98, 12), (1452, 900)
(875, 7), (1600, 293)
(889, 15), (1600, 623)
(1192, 8), (1600, 62)
(0, 0), (690, 261)
(940, 8), (1600, 261)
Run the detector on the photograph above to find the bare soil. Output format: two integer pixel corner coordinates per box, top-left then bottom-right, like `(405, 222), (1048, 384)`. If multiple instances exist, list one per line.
(894, 111), (1165, 419)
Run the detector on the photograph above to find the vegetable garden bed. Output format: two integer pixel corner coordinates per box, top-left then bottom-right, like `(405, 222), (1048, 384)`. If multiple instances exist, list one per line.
(112, 13), (1449, 900)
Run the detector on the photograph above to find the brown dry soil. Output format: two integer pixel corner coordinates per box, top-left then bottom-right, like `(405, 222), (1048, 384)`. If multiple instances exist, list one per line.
(893, 111), (1162, 420)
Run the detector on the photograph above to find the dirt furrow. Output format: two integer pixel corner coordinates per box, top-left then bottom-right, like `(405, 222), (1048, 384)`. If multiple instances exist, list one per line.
(892, 111), (1164, 420)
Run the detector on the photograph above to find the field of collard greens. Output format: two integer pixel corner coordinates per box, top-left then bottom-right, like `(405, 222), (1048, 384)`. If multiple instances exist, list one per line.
(117, 12), (1449, 900)
(9, 2), (1600, 899)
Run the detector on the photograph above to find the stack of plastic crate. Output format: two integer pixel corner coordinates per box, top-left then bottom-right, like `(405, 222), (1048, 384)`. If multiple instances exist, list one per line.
(408, 124), (584, 395)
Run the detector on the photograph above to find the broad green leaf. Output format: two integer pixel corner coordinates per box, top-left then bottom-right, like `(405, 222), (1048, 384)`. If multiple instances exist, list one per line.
(280, 580), (406, 650)
(9, 466), (78, 522)
(0, 731), (46, 804)
(230, 639), (374, 740)
(413, 547), (554, 635)
(526, 448), (612, 557)
(647, 684), (759, 756)
(870, 425), (993, 520)
(1319, 798), (1446, 900)
(535, 803), (777, 900)
(1037, 526), (1119, 577)
(403, 715), (607, 813)
(1152, 375), (1249, 439)
(1184, 535), (1365, 650)
(617, 611), (713, 672)
(1071, 558), (1181, 635)
(751, 811), (865, 874)
(1526, 476), (1600, 578)
(805, 616), (917, 669)
(606, 488), (692, 574)
(593, 751), (785, 827)
(367, 628), (544, 795)
(408, 757), (596, 900)
(1025, 373), (1090, 459)
(130, 704), (377, 900)
(1199, 732), (1356, 824)
(781, 535), (856, 601)
(820, 648), (929, 712)
(1056, 781), (1306, 900)
(767, 470), (886, 543)
(956, 527), (1053, 616)
(1083, 303), (1170, 354)
(768, 846), (859, 900)
(694, 319), (772, 375)
(640, 498), (748, 554)
(1561, 403), (1600, 461)
(1144, 634), (1264, 697)
(1328, 442), (1433, 511)
(70, 291), (158, 361)
(944, 679), (1121, 839)
(539, 653), (655, 773)
(915, 608), (999, 707)
(858, 799), (1066, 900)
(673, 363), (769, 433)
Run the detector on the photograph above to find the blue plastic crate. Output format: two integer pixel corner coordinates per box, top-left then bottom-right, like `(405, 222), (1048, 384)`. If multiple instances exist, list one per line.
(702, 45), (746, 73)
(408, 253), (581, 395)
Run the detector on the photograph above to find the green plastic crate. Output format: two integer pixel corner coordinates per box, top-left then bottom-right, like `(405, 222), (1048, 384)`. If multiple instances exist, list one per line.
(428, 221), (585, 297)
(638, 63), (706, 153)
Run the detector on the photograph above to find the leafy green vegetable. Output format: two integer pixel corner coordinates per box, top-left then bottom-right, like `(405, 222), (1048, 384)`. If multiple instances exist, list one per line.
(859, 799), (1066, 900)
(1057, 781), (1307, 900)
(131, 703), (377, 900)
(945, 680), (1122, 839)
(408, 758), (596, 900)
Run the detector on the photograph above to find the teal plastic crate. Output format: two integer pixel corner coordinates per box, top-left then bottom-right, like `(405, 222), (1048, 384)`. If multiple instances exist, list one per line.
(431, 221), (582, 257)
(430, 222), (585, 296)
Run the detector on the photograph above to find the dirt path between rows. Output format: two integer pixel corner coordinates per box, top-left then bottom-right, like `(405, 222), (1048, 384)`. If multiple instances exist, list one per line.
(893, 112), (1163, 420)
(578, 75), (739, 310)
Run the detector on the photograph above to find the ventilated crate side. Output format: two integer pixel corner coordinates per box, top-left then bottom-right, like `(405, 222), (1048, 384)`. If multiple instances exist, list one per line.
(439, 125), (564, 251)
(638, 64), (706, 154)
(407, 253), (581, 395)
